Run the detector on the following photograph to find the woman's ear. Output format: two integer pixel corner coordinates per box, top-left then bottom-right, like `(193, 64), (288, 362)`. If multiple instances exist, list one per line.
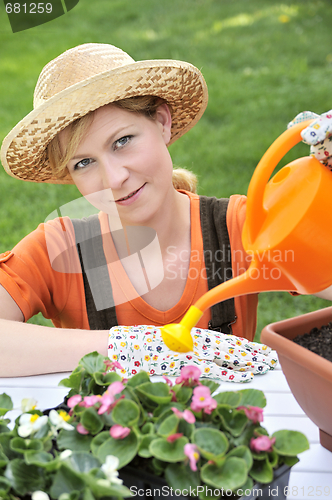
(155, 103), (172, 144)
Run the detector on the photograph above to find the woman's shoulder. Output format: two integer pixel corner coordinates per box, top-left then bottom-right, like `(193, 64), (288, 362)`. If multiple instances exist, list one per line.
(12, 216), (81, 273)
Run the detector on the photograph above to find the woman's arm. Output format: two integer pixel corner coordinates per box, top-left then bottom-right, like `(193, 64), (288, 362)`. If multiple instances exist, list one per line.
(0, 284), (108, 377)
(314, 284), (332, 301)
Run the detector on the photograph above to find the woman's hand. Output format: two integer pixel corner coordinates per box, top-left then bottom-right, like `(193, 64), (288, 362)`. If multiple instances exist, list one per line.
(108, 325), (277, 383)
(288, 110), (332, 169)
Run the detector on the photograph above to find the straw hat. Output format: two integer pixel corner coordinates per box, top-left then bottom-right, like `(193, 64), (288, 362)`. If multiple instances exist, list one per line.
(0, 43), (208, 184)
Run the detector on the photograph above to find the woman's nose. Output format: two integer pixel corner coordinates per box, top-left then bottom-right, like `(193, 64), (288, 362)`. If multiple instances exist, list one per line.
(101, 157), (130, 190)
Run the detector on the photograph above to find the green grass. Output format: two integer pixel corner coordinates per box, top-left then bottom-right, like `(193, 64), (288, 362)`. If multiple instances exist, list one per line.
(0, 0), (331, 337)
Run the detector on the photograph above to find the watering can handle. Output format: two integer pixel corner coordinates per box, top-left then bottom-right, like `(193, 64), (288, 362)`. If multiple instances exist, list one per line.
(246, 120), (313, 243)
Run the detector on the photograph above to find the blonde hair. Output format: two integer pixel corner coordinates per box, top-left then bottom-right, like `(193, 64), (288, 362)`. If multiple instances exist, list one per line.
(47, 96), (197, 193)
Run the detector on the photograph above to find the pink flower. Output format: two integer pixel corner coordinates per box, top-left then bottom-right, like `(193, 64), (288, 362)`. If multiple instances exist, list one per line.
(98, 381), (124, 415)
(80, 395), (101, 408)
(170, 390), (177, 402)
(103, 359), (124, 374)
(171, 407), (196, 424)
(163, 376), (173, 387)
(238, 406), (264, 424)
(77, 423), (89, 435)
(250, 435), (276, 453)
(184, 443), (200, 471)
(67, 394), (82, 408)
(110, 424), (131, 439)
(167, 433), (183, 443)
(190, 386), (217, 414)
(175, 365), (201, 386)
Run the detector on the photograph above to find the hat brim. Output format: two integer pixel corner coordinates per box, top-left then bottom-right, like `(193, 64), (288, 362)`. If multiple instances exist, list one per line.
(1, 59), (208, 183)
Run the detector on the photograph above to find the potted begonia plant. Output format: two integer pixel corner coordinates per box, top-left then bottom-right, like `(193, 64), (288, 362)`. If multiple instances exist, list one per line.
(0, 352), (309, 500)
(261, 305), (332, 452)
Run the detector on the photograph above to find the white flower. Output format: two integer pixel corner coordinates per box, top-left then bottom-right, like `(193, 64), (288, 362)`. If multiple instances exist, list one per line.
(18, 413), (48, 438)
(21, 398), (38, 412)
(100, 455), (123, 485)
(49, 410), (74, 431)
(31, 491), (50, 500)
(59, 449), (73, 460)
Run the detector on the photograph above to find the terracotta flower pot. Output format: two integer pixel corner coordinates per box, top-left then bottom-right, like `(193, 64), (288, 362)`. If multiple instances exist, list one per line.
(261, 306), (332, 452)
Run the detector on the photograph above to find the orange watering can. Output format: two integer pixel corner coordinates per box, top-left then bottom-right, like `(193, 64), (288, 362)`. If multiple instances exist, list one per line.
(161, 120), (332, 352)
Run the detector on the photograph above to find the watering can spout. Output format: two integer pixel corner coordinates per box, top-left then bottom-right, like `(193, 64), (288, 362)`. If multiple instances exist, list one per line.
(161, 259), (295, 352)
(161, 120), (332, 352)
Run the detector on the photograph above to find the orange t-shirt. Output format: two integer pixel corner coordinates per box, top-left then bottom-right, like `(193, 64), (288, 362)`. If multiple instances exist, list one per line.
(0, 192), (258, 340)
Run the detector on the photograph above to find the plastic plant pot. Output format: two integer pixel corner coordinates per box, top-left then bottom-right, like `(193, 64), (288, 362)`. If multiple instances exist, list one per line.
(261, 306), (332, 452)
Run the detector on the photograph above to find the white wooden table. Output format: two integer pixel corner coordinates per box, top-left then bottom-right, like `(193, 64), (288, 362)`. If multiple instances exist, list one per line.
(1, 363), (331, 500)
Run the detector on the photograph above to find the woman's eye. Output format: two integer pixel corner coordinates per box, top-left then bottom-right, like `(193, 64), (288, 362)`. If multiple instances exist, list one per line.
(74, 158), (93, 170)
(113, 135), (132, 151)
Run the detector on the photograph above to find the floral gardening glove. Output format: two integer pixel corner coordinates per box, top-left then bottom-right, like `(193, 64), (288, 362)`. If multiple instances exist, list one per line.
(288, 110), (332, 170)
(107, 325), (277, 383)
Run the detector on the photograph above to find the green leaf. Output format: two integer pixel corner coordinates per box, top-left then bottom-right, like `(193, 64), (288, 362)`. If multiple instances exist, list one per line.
(192, 428), (228, 461)
(234, 476), (254, 497)
(250, 458), (273, 484)
(79, 352), (108, 375)
(5, 458), (46, 496)
(80, 407), (104, 435)
(199, 379), (220, 394)
(227, 445), (253, 470)
(0, 434), (21, 460)
(153, 403), (180, 420)
(157, 414), (179, 437)
(280, 455), (300, 467)
(172, 385), (192, 404)
(67, 451), (101, 473)
(213, 391), (242, 408)
(149, 436), (188, 462)
(10, 437), (43, 454)
(0, 446), (9, 467)
(93, 371), (122, 386)
(0, 421), (10, 433)
(217, 406), (248, 436)
(59, 366), (85, 391)
(57, 428), (93, 452)
(126, 370), (151, 388)
(62, 491), (82, 500)
(0, 394), (13, 417)
(268, 450), (279, 468)
(178, 419), (195, 440)
(150, 457), (166, 475)
(83, 488), (95, 500)
(165, 462), (200, 493)
(141, 422), (155, 435)
(201, 457), (248, 491)
(237, 389), (266, 408)
(272, 430), (309, 456)
(91, 431), (111, 457)
(50, 463), (85, 497)
(0, 476), (11, 495)
(112, 399), (140, 427)
(84, 471), (132, 498)
(97, 431), (139, 468)
(136, 382), (172, 404)
(24, 450), (54, 467)
(138, 434), (158, 458)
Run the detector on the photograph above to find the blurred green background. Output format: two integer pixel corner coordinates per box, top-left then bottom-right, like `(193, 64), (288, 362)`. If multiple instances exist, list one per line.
(0, 0), (331, 338)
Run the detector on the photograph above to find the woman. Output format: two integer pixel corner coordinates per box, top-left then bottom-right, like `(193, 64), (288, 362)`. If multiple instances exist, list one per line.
(0, 43), (330, 378)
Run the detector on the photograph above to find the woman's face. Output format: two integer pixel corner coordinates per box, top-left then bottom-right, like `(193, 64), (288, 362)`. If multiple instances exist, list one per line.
(59, 103), (174, 225)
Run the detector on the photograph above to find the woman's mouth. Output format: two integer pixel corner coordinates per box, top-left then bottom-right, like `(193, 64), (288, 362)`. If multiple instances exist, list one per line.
(115, 184), (146, 205)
